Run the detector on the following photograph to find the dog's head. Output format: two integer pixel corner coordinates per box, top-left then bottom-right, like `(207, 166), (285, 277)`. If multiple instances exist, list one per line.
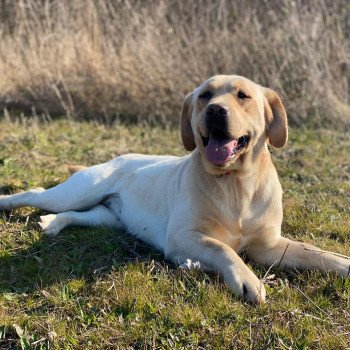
(181, 75), (288, 175)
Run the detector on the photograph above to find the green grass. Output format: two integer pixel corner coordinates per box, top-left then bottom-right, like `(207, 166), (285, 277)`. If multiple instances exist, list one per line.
(0, 118), (349, 349)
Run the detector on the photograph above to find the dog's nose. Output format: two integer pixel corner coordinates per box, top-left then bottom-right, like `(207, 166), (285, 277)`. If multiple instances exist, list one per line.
(206, 104), (228, 117)
(206, 104), (229, 132)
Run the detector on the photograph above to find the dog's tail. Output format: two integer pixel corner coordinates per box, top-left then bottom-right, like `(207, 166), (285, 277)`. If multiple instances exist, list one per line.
(66, 165), (88, 175)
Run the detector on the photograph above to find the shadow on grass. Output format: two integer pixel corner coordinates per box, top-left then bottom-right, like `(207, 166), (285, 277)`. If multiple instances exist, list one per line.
(0, 210), (306, 297)
(0, 210), (310, 298)
(0, 211), (164, 294)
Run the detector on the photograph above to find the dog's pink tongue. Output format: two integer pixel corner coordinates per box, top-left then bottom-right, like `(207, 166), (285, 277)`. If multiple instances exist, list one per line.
(205, 137), (238, 165)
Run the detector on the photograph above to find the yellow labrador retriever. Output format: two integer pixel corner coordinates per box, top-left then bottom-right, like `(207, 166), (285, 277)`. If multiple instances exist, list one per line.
(1, 75), (349, 303)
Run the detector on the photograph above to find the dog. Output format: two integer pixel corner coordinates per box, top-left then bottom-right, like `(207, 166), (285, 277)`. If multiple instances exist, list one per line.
(1, 75), (349, 303)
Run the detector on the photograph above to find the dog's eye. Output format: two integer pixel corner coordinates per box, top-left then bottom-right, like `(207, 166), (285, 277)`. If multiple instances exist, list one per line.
(237, 91), (249, 99)
(199, 91), (213, 99)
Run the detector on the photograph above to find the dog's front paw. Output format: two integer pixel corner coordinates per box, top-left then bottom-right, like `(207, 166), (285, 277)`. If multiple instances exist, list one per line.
(38, 214), (63, 236)
(228, 268), (266, 304)
(241, 276), (266, 304)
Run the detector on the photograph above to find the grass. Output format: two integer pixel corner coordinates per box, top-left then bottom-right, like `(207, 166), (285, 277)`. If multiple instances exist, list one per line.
(0, 118), (349, 349)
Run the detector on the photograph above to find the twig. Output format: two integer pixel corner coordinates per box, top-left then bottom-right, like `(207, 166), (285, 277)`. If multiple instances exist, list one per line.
(302, 246), (350, 260)
(31, 338), (46, 346)
(23, 242), (58, 257)
(277, 243), (289, 268)
(93, 265), (112, 274)
(263, 260), (278, 281)
(117, 237), (146, 260)
(293, 285), (337, 322)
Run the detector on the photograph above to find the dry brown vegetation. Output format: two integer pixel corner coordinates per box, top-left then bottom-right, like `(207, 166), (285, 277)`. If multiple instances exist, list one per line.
(0, 0), (349, 125)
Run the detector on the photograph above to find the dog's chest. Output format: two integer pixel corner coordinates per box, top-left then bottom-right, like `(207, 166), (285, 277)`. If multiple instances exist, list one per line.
(206, 182), (269, 252)
(207, 209), (263, 252)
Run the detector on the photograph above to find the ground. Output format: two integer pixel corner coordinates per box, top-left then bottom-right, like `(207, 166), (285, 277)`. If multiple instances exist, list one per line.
(0, 119), (349, 349)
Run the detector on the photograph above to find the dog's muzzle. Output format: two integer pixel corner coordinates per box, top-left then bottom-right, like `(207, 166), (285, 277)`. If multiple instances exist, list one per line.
(202, 104), (250, 166)
(205, 103), (230, 135)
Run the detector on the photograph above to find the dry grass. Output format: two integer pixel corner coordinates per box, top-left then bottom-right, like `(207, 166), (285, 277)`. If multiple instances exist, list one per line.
(0, 0), (349, 126)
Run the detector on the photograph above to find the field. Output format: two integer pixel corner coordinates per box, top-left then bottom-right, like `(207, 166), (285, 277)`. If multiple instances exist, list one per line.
(0, 0), (349, 126)
(0, 119), (349, 349)
(0, 1), (350, 348)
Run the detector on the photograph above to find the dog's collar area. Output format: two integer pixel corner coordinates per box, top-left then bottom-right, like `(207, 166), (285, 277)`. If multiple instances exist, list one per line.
(216, 171), (232, 178)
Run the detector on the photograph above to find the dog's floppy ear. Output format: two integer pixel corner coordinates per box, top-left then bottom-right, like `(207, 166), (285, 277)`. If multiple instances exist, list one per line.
(264, 88), (288, 148)
(180, 91), (196, 151)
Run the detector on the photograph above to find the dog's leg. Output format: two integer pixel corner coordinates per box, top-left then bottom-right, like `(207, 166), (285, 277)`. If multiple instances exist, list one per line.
(0, 187), (49, 210)
(39, 205), (121, 236)
(247, 237), (350, 278)
(0, 168), (112, 213)
(165, 230), (266, 303)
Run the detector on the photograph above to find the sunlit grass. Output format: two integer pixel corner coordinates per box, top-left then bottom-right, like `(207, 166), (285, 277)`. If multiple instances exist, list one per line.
(0, 119), (349, 349)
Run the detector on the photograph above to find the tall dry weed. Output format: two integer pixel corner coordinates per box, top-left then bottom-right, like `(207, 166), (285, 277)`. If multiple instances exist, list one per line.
(0, 0), (349, 126)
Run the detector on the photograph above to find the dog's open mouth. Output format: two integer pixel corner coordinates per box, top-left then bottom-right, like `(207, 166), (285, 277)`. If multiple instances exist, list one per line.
(202, 129), (250, 166)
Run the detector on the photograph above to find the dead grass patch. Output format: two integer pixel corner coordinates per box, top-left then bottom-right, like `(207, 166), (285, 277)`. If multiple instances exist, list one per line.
(0, 0), (349, 126)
